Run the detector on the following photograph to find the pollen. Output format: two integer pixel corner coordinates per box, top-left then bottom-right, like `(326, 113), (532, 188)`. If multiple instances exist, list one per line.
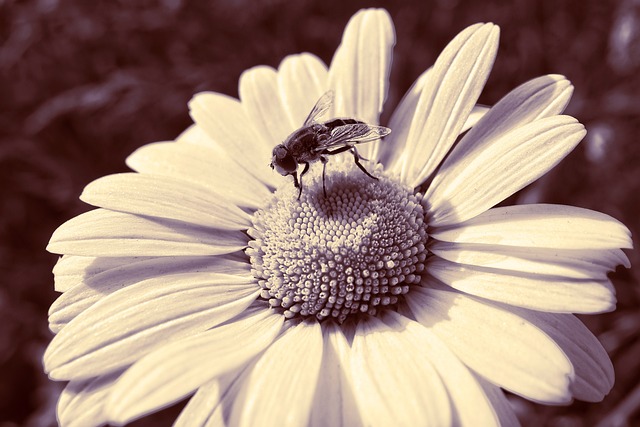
(247, 164), (428, 322)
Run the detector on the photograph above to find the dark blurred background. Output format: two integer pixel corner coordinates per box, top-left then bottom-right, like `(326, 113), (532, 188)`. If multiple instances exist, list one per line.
(1, 0), (639, 426)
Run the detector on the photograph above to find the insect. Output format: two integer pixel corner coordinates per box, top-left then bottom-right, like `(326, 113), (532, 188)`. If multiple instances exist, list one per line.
(270, 91), (392, 198)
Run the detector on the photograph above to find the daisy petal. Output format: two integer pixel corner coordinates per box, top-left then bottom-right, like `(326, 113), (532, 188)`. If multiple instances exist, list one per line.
(277, 53), (329, 128)
(52, 255), (148, 293)
(430, 241), (629, 279)
(175, 362), (254, 427)
(400, 23), (499, 187)
(350, 316), (452, 426)
(509, 308), (614, 402)
(328, 8), (395, 161)
(105, 308), (283, 425)
(172, 378), (222, 427)
(426, 116), (585, 226)
(422, 73), (572, 223)
(309, 322), (363, 427)
(58, 371), (122, 427)
(426, 257), (616, 313)
(442, 74), (573, 170)
(230, 319), (323, 427)
(47, 209), (248, 257)
(380, 67), (431, 170)
(44, 273), (259, 380)
(381, 74), (489, 171)
(49, 256), (250, 333)
(475, 375), (522, 427)
(188, 92), (279, 188)
(239, 65), (293, 146)
(431, 204), (633, 249)
(176, 373), (253, 427)
(190, 363), (256, 427)
(81, 173), (251, 230)
(379, 75), (489, 173)
(427, 74), (573, 218)
(461, 104), (491, 132)
(126, 141), (271, 210)
(175, 123), (213, 145)
(407, 286), (574, 403)
(382, 311), (500, 426)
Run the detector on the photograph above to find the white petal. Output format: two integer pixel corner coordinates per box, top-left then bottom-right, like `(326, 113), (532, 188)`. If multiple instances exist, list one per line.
(174, 371), (253, 427)
(426, 116), (586, 226)
(57, 371), (122, 427)
(52, 255), (148, 293)
(309, 322), (363, 427)
(443, 75), (573, 167)
(80, 173), (251, 230)
(426, 74), (573, 222)
(189, 92), (280, 188)
(508, 308), (614, 402)
(328, 8), (394, 122)
(175, 123), (214, 145)
(172, 378), (222, 427)
(328, 8), (395, 161)
(44, 272), (259, 380)
(105, 308), (284, 425)
(277, 53), (329, 128)
(175, 363), (256, 427)
(379, 67), (431, 170)
(431, 204), (633, 249)
(382, 72), (489, 171)
(239, 65), (294, 146)
(229, 319), (324, 427)
(49, 255), (250, 333)
(406, 286), (574, 403)
(47, 209), (248, 257)
(399, 23), (499, 187)
(430, 240), (629, 279)
(475, 375), (522, 427)
(381, 311), (500, 426)
(426, 257), (616, 313)
(126, 140), (271, 210)
(461, 104), (491, 132)
(350, 316), (452, 426)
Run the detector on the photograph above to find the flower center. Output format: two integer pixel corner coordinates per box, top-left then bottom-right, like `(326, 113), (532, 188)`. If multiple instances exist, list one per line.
(247, 162), (428, 322)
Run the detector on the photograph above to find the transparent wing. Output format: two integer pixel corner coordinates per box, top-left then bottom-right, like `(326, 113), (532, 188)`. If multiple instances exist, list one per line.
(314, 123), (392, 152)
(303, 91), (334, 126)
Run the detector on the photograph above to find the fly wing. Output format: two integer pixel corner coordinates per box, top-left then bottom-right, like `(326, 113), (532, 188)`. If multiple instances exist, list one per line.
(303, 91), (334, 126)
(314, 123), (392, 151)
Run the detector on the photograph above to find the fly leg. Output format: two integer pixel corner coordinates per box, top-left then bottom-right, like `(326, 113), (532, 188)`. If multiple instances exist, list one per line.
(320, 155), (329, 197)
(350, 146), (378, 180)
(296, 162), (310, 199)
(324, 145), (377, 181)
(291, 171), (301, 196)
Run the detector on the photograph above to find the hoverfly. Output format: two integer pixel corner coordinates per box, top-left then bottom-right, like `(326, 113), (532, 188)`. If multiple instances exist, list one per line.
(270, 91), (392, 198)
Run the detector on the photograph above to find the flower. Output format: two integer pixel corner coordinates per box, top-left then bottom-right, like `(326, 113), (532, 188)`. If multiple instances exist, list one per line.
(45, 8), (632, 427)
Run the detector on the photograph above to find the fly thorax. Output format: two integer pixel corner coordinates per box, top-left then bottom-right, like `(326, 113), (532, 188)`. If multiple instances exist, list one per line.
(247, 163), (428, 322)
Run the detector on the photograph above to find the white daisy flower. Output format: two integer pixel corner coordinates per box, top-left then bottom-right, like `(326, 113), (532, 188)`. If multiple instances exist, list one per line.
(45, 8), (632, 427)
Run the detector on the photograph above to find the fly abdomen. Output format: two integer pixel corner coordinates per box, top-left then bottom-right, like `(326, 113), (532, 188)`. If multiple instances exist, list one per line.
(323, 118), (365, 130)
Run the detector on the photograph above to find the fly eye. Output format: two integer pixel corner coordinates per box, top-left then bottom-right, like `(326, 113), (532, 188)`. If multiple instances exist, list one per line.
(271, 146), (297, 176)
(276, 153), (297, 173)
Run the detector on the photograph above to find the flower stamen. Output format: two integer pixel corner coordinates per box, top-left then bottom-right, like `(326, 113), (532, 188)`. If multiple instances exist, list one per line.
(247, 164), (428, 322)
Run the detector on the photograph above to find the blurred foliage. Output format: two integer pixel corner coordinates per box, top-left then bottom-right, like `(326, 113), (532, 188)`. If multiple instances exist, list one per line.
(1, 0), (639, 426)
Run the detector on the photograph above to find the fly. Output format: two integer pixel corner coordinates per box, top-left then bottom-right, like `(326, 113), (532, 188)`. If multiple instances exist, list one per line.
(270, 91), (392, 198)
